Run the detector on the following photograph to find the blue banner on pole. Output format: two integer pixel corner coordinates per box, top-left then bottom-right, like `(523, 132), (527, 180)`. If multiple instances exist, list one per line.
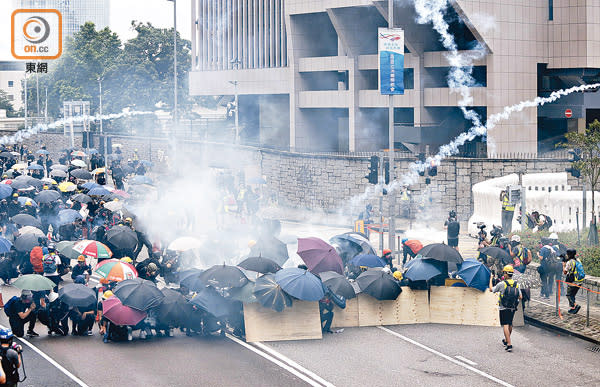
(378, 28), (404, 95)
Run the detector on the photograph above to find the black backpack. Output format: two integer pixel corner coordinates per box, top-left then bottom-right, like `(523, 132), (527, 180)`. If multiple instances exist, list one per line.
(500, 280), (519, 310)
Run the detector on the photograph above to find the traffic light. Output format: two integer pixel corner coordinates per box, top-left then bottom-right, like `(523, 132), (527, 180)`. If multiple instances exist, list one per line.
(418, 153), (426, 176)
(566, 149), (581, 178)
(384, 161), (390, 184)
(428, 165), (437, 177)
(365, 156), (379, 184)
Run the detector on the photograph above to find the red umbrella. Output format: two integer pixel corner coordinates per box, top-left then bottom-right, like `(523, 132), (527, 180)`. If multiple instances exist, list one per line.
(297, 237), (344, 275)
(102, 296), (147, 326)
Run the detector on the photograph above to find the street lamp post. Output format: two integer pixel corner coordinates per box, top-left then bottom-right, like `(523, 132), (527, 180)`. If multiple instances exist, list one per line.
(98, 77), (107, 168)
(167, 0), (178, 131)
(388, 0), (396, 261)
(230, 59), (242, 144)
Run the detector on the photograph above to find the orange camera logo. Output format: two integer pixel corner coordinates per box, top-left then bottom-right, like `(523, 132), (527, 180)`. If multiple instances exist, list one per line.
(11, 9), (62, 60)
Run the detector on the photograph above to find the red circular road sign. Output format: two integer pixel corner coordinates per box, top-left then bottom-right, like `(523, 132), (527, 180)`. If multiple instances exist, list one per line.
(565, 109), (573, 118)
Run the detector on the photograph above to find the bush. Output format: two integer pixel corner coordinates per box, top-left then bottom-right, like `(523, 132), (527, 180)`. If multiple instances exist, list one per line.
(580, 247), (600, 277)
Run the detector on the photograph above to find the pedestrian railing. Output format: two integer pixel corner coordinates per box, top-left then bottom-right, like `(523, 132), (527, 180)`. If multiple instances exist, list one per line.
(556, 279), (600, 326)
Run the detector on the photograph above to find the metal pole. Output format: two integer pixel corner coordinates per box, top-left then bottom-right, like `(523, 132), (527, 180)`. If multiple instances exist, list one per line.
(520, 186), (526, 231)
(173, 0), (178, 130)
(24, 76), (27, 131)
(69, 104), (74, 148)
(35, 63), (40, 117)
(388, 0), (396, 260)
(44, 86), (48, 125)
(555, 280), (559, 317)
(99, 78), (107, 169)
(234, 83), (239, 143)
(587, 289), (590, 327)
(583, 180), (587, 228)
(379, 193), (384, 253)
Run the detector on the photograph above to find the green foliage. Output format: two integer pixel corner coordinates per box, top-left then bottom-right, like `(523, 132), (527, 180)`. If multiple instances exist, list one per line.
(0, 90), (16, 117)
(579, 247), (600, 277)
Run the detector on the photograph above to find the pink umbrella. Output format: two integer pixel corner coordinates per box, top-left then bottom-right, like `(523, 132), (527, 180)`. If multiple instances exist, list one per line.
(102, 296), (147, 326)
(297, 237), (344, 275)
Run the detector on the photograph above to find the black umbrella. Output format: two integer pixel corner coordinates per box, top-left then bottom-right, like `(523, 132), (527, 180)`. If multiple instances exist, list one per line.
(70, 169), (92, 180)
(0, 152), (14, 159)
(35, 190), (61, 204)
(249, 236), (289, 266)
(58, 283), (97, 308)
(189, 286), (232, 318)
(418, 243), (463, 264)
(479, 246), (512, 266)
(319, 271), (356, 299)
(179, 272), (206, 292)
(113, 278), (165, 311)
(356, 270), (402, 300)
(14, 233), (41, 252)
(238, 256), (281, 274)
(156, 288), (189, 327)
(198, 264), (248, 289)
(12, 214), (42, 229)
(71, 193), (92, 204)
(253, 274), (292, 312)
(106, 225), (138, 251)
(10, 180), (34, 190)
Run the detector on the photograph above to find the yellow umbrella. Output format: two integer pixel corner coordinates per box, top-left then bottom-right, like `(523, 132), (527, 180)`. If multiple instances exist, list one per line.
(12, 163), (27, 170)
(92, 167), (106, 175)
(58, 181), (77, 192)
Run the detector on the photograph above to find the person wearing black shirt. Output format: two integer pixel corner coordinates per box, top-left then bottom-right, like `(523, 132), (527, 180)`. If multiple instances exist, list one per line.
(8, 290), (38, 338)
(444, 210), (461, 251)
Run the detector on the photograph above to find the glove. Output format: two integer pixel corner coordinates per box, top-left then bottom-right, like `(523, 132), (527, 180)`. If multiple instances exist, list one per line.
(10, 343), (22, 353)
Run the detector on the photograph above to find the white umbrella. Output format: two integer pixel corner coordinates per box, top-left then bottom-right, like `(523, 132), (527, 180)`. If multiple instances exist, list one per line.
(51, 164), (68, 171)
(103, 200), (123, 212)
(71, 159), (86, 168)
(168, 236), (204, 251)
(19, 226), (45, 237)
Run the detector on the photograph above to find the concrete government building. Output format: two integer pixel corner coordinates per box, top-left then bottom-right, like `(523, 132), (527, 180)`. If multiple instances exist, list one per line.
(189, 0), (600, 158)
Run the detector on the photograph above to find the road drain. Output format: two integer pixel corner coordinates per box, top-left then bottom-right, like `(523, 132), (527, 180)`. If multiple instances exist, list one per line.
(587, 346), (600, 353)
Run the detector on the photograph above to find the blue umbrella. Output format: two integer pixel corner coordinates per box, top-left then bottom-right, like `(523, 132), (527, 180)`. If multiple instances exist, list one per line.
(36, 149), (49, 155)
(27, 164), (44, 171)
(82, 182), (100, 190)
(88, 149), (99, 155)
(129, 175), (153, 185)
(403, 257), (446, 282)
(88, 187), (111, 196)
(349, 254), (386, 268)
(58, 209), (82, 225)
(0, 184), (12, 199)
(456, 260), (491, 292)
(189, 286), (232, 318)
(0, 237), (13, 253)
(274, 268), (325, 301)
(18, 197), (38, 208)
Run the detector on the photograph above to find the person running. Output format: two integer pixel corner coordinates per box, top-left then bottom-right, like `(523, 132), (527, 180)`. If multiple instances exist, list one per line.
(563, 248), (584, 314)
(490, 265), (522, 352)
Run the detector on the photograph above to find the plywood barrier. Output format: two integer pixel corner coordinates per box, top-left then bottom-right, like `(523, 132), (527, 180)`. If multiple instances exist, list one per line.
(430, 286), (499, 326)
(243, 301), (322, 342)
(332, 297), (359, 328)
(357, 289), (429, 327)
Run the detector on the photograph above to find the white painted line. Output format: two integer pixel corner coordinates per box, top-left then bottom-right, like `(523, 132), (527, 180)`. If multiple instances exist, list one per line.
(0, 325), (88, 387)
(226, 334), (329, 387)
(455, 355), (478, 366)
(530, 299), (555, 308)
(377, 326), (514, 387)
(252, 341), (336, 387)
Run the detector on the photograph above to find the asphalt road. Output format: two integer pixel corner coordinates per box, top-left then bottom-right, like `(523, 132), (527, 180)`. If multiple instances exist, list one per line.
(0, 221), (598, 386)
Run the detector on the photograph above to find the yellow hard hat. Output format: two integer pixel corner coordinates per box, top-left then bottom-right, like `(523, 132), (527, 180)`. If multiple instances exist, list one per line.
(77, 255), (85, 262)
(125, 217), (133, 223)
(503, 265), (514, 273)
(120, 257), (133, 264)
(393, 271), (403, 281)
(102, 290), (113, 299)
(248, 240), (256, 248)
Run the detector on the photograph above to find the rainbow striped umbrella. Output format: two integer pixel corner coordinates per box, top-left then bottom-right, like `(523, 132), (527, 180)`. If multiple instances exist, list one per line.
(73, 240), (113, 259)
(94, 259), (137, 282)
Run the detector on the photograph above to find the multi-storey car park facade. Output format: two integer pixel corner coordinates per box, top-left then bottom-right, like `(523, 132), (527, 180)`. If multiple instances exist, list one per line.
(189, 0), (600, 158)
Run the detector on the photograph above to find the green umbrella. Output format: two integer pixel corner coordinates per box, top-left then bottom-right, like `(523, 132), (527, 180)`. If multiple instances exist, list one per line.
(13, 274), (56, 291)
(56, 241), (79, 260)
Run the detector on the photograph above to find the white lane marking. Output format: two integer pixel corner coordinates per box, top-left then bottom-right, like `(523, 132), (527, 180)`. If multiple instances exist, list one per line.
(455, 355), (478, 366)
(0, 325), (89, 387)
(377, 326), (514, 387)
(252, 341), (336, 387)
(530, 298), (556, 308)
(226, 334), (330, 387)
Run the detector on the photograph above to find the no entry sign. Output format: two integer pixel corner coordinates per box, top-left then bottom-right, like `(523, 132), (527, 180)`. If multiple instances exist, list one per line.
(565, 109), (573, 118)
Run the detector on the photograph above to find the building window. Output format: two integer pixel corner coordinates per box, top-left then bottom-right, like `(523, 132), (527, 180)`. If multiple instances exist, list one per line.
(7, 81), (13, 87)
(7, 95), (14, 101)
(549, 0), (553, 20)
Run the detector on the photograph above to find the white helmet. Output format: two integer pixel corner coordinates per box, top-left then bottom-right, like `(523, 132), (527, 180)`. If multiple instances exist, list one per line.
(511, 235), (521, 243)
(549, 232), (558, 240)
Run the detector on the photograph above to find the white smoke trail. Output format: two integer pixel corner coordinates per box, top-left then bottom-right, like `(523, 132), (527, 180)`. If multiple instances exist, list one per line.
(0, 110), (156, 145)
(391, 82), (600, 189)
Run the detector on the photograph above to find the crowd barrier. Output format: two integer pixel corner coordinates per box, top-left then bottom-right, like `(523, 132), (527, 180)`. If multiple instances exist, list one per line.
(244, 287), (524, 342)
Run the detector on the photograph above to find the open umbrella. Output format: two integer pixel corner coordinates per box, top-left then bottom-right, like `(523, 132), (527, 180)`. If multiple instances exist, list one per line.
(70, 169), (92, 180)
(18, 197), (37, 208)
(14, 233), (41, 252)
(297, 237), (344, 275)
(198, 264), (248, 289)
(50, 169), (67, 178)
(51, 164), (68, 171)
(73, 240), (112, 259)
(11, 164), (27, 171)
(102, 296), (147, 326)
(479, 246), (512, 266)
(71, 151), (86, 158)
(92, 167), (106, 175)
(10, 180), (34, 191)
(41, 178), (57, 185)
(274, 268), (325, 301)
(94, 259), (137, 282)
(13, 274), (55, 291)
(349, 254), (386, 268)
(71, 193), (92, 204)
(82, 182), (99, 190)
(330, 233), (376, 256)
(156, 288), (190, 327)
(189, 286), (232, 318)
(228, 281), (258, 303)
(105, 225), (138, 251)
(238, 256), (281, 274)
(18, 226), (44, 237)
(58, 181), (77, 192)
(249, 236), (289, 267)
(58, 283), (97, 308)
(58, 209), (82, 225)
(26, 164), (43, 171)
(71, 159), (86, 168)
(457, 260), (492, 292)
(12, 214), (42, 229)
(103, 201), (123, 212)
(179, 270), (205, 292)
(56, 240), (79, 260)
(168, 236), (203, 251)
(88, 187), (111, 197)
(403, 257), (446, 282)
(113, 278), (164, 311)
(356, 270), (402, 300)
(35, 190), (60, 204)
(0, 237), (12, 254)
(319, 271), (356, 299)
(130, 175), (153, 185)
(36, 149), (49, 155)
(0, 185), (12, 199)
(253, 274), (292, 312)
(418, 243), (464, 264)
(0, 152), (14, 159)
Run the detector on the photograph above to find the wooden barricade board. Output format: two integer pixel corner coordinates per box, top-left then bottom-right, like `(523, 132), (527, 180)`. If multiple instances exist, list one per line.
(357, 289), (430, 327)
(243, 301), (323, 342)
(429, 287), (500, 326)
(332, 297), (359, 328)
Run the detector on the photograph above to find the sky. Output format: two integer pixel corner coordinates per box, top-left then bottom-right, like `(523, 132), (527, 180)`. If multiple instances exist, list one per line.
(0, 0), (192, 61)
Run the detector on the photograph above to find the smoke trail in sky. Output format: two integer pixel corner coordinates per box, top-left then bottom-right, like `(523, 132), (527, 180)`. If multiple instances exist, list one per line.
(0, 110), (155, 145)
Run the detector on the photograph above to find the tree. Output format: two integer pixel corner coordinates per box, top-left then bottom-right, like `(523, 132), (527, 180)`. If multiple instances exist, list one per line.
(562, 119), (600, 245)
(0, 90), (16, 117)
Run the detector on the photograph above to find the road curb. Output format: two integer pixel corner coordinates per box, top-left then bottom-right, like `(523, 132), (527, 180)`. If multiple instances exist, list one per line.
(524, 315), (600, 345)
